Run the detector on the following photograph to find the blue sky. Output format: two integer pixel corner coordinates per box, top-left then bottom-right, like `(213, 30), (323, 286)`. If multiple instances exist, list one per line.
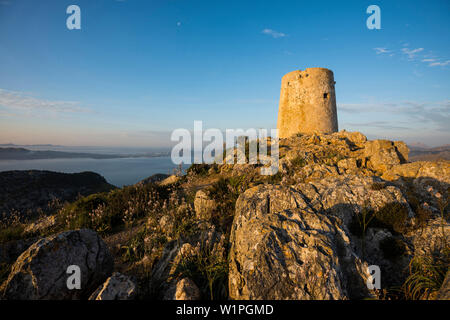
(0, 0), (449, 147)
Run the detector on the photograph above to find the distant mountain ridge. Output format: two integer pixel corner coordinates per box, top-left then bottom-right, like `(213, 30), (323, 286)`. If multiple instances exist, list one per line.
(408, 144), (450, 161)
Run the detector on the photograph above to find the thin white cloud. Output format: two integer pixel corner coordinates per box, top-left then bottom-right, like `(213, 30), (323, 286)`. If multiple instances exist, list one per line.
(0, 89), (91, 114)
(374, 45), (448, 68)
(261, 28), (286, 39)
(401, 47), (424, 60)
(429, 60), (450, 67)
(374, 47), (390, 55)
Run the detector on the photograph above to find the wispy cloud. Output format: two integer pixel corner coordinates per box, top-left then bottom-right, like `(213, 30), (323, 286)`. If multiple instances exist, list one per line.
(374, 45), (449, 68)
(401, 47), (424, 60)
(374, 47), (391, 55)
(339, 100), (450, 132)
(0, 89), (92, 114)
(428, 60), (450, 67)
(261, 28), (286, 39)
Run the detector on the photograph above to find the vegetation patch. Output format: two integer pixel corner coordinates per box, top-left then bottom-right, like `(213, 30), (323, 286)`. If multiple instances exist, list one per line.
(370, 182), (386, 191)
(174, 244), (228, 300)
(403, 248), (449, 300)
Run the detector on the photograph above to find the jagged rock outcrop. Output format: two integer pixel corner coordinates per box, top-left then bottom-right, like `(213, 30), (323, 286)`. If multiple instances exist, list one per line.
(436, 271), (450, 300)
(364, 140), (409, 172)
(382, 160), (450, 184)
(173, 277), (201, 300)
(406, 218), (450, 257)
(1, 229), (113, 300)
(194, 190), (217, 220)
(89, 272), (136, 300)
(159, 175), (181, 186)
(228, 175), (415, 300)
(229, 182), (362, 299)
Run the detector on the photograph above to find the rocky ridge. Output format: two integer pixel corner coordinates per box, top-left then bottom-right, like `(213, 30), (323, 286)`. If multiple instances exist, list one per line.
(0, 131), (448, 300)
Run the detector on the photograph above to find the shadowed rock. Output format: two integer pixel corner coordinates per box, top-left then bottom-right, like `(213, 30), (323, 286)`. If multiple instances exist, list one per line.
(1, 229), (113, 300)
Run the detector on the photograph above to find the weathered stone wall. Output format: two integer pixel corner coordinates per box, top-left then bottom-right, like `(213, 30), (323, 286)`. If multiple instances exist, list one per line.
(277, 68), (338, 138)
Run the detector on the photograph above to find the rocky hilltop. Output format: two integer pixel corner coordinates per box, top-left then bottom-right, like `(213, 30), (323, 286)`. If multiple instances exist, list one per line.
(0, 131), (448, 300)
(0, 170), (116, 220)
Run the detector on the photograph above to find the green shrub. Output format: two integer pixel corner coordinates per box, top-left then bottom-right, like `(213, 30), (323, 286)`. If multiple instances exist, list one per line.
(58, 183), (173, 235)
(207, 176), (248, 234)
(403, 248), (449, 300)
(187, 164), (211, 176)
(0, 225), (24, 244)
(174, 245), (228, 300)
(373, 202), (409, 234)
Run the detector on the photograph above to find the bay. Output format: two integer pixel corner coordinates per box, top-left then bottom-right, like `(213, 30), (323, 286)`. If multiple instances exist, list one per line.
(0, 156), (186, 187)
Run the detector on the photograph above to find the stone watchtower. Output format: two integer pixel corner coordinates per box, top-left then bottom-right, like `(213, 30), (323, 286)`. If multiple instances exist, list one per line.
(277, 68), (338, 138)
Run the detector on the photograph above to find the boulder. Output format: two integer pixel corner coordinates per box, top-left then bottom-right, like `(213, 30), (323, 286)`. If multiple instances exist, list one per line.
(406, 218), (450, 257)
(364, 140), (407, 172)
(159, 175), (181, 186)
(382, 161), (450, 184)
(228, 183), (374, 300)
(89, 272), (136, 300)
(194, 190), (217, 220)
(436, 271), (450, 300)
(174, 278), (201, 300)
(1, 229), (113, 300)
(333, 130), (367, 147)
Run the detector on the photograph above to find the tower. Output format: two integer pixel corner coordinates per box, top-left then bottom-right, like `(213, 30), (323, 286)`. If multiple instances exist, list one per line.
(277, 67), (338, 138)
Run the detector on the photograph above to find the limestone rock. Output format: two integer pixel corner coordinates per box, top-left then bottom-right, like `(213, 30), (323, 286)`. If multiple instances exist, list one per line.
(229, 182), (375, 300)
(364, 140), (407, 172)
(174, 278), (201, 300)
(406, 218), (450, 257)
(436, 271), (450, 300)
(333, 130), (367, 147)
(1, 229), (113, 300)
(307, 175), (412, 226)
(194, 190), (217, 220)
(159, 175), (181, 186)
(382, 161), (450, 184)
(89, 272), (136, 300)
(24, 215), (56, 234)
(394, 141), (409, 163)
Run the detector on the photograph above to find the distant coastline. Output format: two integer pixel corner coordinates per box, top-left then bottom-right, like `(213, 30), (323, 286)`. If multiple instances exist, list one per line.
(0, 147), (170, 160)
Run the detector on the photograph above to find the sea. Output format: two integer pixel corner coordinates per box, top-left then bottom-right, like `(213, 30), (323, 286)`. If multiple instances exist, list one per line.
(0, 146), (187, 187)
